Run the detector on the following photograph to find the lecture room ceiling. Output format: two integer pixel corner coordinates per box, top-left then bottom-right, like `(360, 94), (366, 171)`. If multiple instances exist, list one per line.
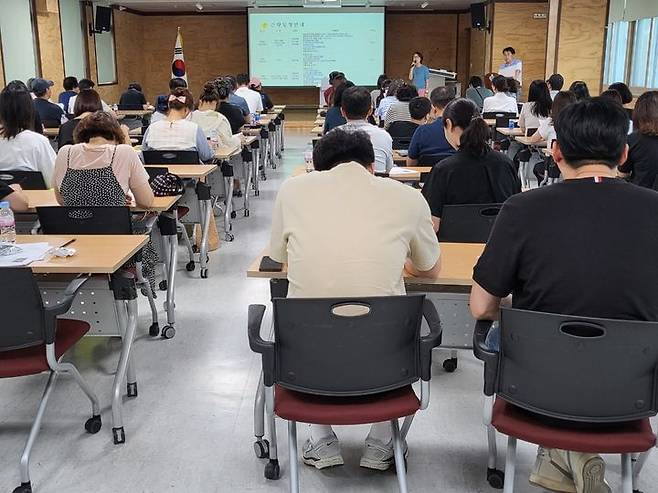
(113, 0), (476, 12)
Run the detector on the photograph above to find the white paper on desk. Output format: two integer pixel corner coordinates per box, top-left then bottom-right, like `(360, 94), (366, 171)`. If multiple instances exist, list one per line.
(0, 242), (54, 267)
(389, 166), (416, 175)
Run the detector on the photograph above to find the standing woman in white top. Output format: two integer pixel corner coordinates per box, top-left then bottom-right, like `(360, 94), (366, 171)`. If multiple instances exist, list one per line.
(0, 81), (56, 187)
(191, 82), (241, 148)
(142, 88), (214, 162)
(518, 80), (552, 132)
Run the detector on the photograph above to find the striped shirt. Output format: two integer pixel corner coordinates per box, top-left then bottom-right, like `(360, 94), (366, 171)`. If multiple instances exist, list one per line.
(384, 101), (412, 129)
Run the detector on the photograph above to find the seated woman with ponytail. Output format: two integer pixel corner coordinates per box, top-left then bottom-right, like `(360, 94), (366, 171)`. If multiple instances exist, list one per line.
(421, 98), (520, 232)
(191, 82), (241, 148)
(142, 88), (214, 162)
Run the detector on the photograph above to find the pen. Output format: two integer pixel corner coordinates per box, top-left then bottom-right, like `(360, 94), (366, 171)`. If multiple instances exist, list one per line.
(60, 239), (76, 248)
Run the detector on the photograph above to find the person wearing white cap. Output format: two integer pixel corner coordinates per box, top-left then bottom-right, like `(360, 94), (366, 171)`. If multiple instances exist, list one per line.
(32, 78), (68, 127)
(234, 73), (263, 114)
(248, 77), (274, 112)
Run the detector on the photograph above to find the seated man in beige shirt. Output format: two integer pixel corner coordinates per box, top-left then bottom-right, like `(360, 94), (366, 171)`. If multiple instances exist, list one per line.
(269, 128), (441, 472)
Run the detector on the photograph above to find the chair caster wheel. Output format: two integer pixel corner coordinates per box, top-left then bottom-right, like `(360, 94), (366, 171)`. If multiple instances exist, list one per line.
(487, 468), (504, 489)
(127, 382), (138, 398)
(225, 234), (234, 242)
(230, 211), (237, 219)
(112, 427), (125, 444)
(186, 261), (195, 272)
(244, 209), (250, 217)
(254, 438), (270, 459)
(13, 482), (32, 493)
(200, 269), (208, 279)
(254, 190), (260, 197)
(192, 245), (199, 253)
(264, 459), (280, 480)
(443, 357), (458, 373)
(161, 325), (176, 339)
(159, 280), (168, 291)
(149, 322), (160, 337)
(85, 415), (102, 434)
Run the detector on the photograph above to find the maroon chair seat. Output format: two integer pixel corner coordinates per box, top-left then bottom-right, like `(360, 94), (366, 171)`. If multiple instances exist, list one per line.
(492, 398), (657, 454)
(275, 385), (420, 425)
(0, 319), (90, 378)
(176, 206), (190, 219)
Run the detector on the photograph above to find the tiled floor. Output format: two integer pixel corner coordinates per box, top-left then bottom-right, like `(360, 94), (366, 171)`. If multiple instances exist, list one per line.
(0, 129), (655, 492)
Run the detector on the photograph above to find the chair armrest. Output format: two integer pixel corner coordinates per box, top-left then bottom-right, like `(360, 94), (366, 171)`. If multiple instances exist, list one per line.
(43, 275), (91, 344)
(473, 320), (498, 396)
(419, 299), (443, 381)
(248, 304), (275, 386)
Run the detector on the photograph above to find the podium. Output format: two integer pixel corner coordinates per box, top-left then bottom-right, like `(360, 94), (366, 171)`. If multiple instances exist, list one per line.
(427, 68), (460, 97)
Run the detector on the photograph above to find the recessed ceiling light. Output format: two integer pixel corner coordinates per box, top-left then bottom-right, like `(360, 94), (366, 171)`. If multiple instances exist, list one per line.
(420, 1), (429, 8)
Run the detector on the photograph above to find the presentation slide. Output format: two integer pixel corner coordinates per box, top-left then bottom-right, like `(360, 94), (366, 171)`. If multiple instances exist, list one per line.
(248, 8), (385, 87)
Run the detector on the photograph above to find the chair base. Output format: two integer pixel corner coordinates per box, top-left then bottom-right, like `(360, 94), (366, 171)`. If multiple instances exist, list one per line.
(13, 481), (32, 493)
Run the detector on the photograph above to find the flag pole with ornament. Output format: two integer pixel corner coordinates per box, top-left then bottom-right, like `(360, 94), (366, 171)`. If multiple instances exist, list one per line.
(171, 27), (187, 82)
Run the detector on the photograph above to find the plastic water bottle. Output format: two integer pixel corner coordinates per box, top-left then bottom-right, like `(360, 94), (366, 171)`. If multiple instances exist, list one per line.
(0, 202), (16, 243)
(508, 119), (515, 131)
(304, 145), (314, 172)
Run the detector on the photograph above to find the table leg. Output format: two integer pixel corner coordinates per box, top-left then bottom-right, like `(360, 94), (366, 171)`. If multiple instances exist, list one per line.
(111, 298), (138, 445)
(165, 220), (177, 328)
(252, 147), (260, 197)
(244, 157), (252, 217)
(223, 177), (234, 243)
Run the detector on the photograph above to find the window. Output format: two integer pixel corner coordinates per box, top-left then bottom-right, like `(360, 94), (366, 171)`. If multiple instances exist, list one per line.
(0, 0), (39, 83)
(93, 8), (117, 85)
(604, 16), (658, 91)
(59, 0), (88, 80)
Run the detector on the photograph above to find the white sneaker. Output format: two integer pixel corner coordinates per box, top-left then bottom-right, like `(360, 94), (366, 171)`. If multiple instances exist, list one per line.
(302, 434), (344, 470)
(551, 449), (611, 493)
(529, 447), (577, 493)
(359, 437), (408, 471)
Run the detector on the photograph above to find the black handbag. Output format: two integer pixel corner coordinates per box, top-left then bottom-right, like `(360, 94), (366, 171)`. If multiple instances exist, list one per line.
(150, 173), (184, 197)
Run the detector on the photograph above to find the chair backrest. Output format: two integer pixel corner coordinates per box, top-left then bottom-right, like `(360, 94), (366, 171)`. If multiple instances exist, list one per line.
(0, 268), (46, 351)
(392, 136), (413, 150)
(42, 119), (61, 129)
(498, 307), (658, 423)
(145, 166), (168, 182)
(418, 153), (452, 166)
(272, 295), (426, 396)
(37, 206), (133, 235)
(118, 104), (143, 110)
(142, 150), (199, 165)
(526, 127), (538, 137)
(438, 204), (502, 243)
(0, 170), (47, 190)
(495, 113), (517, 129)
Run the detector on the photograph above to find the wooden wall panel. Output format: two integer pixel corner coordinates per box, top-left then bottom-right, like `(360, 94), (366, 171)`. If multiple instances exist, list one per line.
(35, 1), (65, 93)
(556, 0), (608, 95)
(385, 13), (459, 82)
(470, 28), (487, 79)
(490, 2), (549, 95)
(457, 13), (472, 88)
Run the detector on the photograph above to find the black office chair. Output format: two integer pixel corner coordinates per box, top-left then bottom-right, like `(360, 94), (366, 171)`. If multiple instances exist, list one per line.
(142, 150), (200, 165)
(36, 206), (162, 337)
(0, 170), (47, 190)
(145, 166), (168, 182)
(0, 268), (101, 493)
(42, 120), (61, 129)
(438, 204), (502, 244)
(474, 309), (658, 492)
(249, 295), (442, 492)
(117, 104), (143, 110)
(417, 153), (453, 166)
(388, 121), (418, 151)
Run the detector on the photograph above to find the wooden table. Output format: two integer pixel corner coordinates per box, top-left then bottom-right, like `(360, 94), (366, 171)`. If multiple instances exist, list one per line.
(272, 105), (286, 111)
(144, 164), (217, 179)
(496, 127), (524, 137)
(485, 118), (518, 127)
(542, 148), (552, 157)
(393, 150), (408, 164)
(23, 189), (180, 213)
(311, 126), (323, 136)
(214, 143), (242, 161)
(116, 109), (153, 117)
(247, 243), (484, 288)
(515, 136), (547, 147)
(314, 117), (325, 125)
(243, 135), (258, 147)
(44, 127), (59, 138)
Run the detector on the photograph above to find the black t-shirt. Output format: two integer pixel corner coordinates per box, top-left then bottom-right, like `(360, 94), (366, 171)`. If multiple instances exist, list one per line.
(34, 98), (65, 127)
(219, 101), (246, 134)
(422, 148), (520, 218)
(57, 119), (81, 148)
(618, 132), (658, 189)
(119, 89), (147, 108)
(0, 181), (14, 200)
(474, 178), (658, 320)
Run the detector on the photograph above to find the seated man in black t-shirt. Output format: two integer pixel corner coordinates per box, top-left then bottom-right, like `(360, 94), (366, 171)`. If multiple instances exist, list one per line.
(32, 78), (67, 128)
(470, 98), (658, 493)
(388, 96), (430, 150)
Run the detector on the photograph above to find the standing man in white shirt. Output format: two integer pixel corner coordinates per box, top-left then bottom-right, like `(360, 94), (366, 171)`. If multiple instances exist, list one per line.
(337, 86), (394, 173)
(482, 75), (519, 115)
(498, 47), (523, 98)
(234, 73), (263, 115)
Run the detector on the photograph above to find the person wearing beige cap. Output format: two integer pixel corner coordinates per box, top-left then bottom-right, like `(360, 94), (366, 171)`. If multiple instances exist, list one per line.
(249, 76), (274, 111)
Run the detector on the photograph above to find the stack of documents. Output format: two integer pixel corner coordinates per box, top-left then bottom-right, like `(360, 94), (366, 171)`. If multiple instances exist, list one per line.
(0, 242), (54, 268)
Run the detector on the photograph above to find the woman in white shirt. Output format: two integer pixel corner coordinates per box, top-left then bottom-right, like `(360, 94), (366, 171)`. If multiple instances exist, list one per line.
(518, 80), (552, 132)
(191, 82), (241, 148)
(482, 75), (519, 116)
(0, 81), (56, 187)
(142, 88), (214, 162)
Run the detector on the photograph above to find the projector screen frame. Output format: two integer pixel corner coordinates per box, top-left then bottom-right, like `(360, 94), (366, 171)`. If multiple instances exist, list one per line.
(247, 6), (386, 89)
